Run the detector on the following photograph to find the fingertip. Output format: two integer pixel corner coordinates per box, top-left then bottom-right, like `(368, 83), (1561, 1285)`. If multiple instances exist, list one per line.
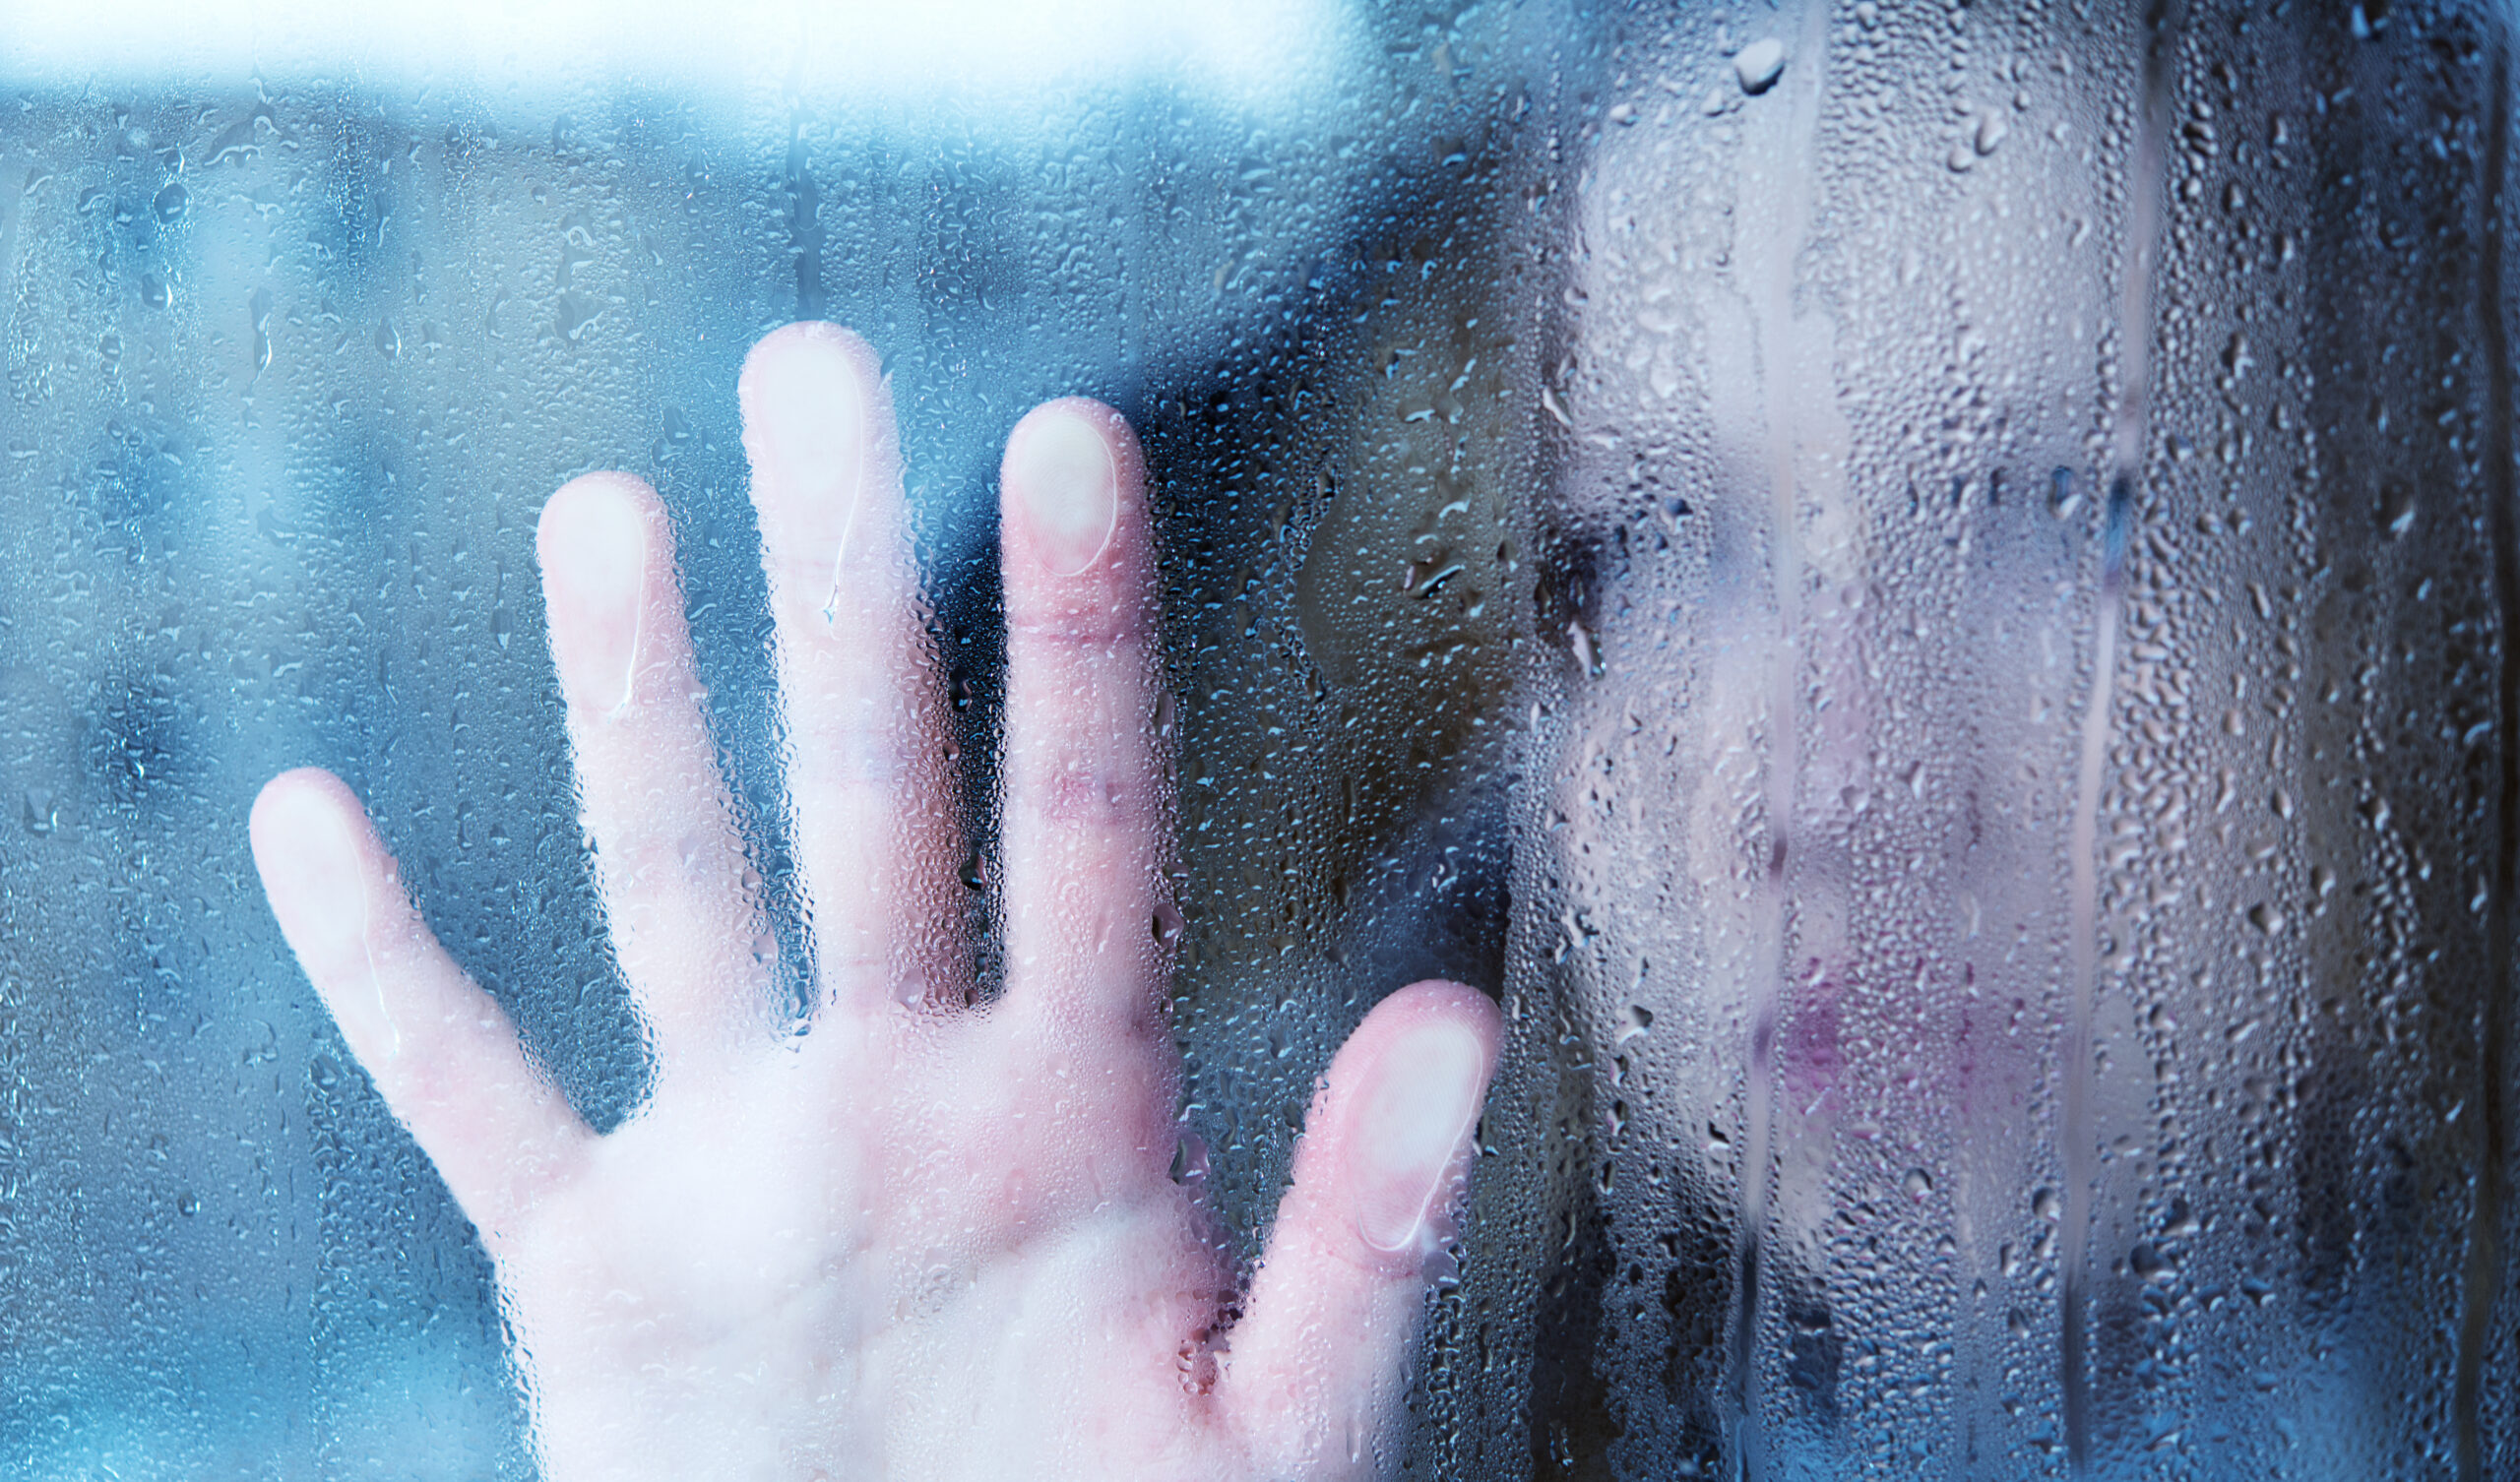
(1002, 398), (1140, 580)
(1366, 978), (1503, 1046)
(1326, 980), (1500, 1258)
(250, 768), (378, 981)
(1330, 981), (1504, 1113)
(1008, 395), (1138, 457)
(536, 470), (662, 570)
(250, 765), (355, 846)
(537, 473), (664, 713)
(738, 321), (882, 418)
(250, 767), (367, 879)
(738, 323), (885, 527)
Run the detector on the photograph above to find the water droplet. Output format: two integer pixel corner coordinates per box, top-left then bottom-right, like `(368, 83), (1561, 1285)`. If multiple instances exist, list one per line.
(1732, 38), (1787, 95)
(557, 290), (603, 340)
(2048, 466), (2082, 519)
(2380, 483), (2417, 538)
(249, 286), (275, 378)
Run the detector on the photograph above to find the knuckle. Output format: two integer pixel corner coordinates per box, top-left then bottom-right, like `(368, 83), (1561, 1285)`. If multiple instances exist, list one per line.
(1024, 753), (1159, 827)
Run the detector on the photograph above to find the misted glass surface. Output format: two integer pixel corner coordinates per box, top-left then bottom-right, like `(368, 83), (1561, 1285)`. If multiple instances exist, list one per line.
(0, 1), (2513, 1478)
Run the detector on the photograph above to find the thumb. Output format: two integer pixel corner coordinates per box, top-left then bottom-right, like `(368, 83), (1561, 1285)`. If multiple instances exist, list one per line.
(1224, 980), (1501, 1479)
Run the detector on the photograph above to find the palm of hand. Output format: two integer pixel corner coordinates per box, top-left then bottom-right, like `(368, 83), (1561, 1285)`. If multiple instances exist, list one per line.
(499, 1033), (1213, 1481)
(250, 324), (1498, 1481)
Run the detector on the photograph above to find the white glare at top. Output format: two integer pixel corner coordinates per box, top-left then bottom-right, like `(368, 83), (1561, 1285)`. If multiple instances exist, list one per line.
(0, 0), (1346, 109)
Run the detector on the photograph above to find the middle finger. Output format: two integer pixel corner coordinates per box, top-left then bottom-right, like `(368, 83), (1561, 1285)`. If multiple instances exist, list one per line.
(738, 323), (961, 1019)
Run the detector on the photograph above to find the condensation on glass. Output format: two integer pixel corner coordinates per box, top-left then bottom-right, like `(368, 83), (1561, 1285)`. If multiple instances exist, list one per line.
(0, 1), (2512, 1478)
(0, 6), (1526, 1473)
(1453, 3), (2520, 1480)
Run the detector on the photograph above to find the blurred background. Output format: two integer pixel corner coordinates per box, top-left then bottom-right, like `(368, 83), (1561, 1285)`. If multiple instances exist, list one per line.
(1, 1), (2515, 1478)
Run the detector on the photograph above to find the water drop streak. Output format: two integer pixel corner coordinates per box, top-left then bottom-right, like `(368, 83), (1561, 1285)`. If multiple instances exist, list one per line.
(2455, 28), (2514, 1482)
(1729, 3), (1836, 1475)
(2061, 8), (2174, 1470)
(2059, 483), (2125, 1475)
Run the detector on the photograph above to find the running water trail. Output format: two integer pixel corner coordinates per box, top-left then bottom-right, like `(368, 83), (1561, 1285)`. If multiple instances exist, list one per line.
(1727, 2), (1841, 1472)
(2060, 5), (2172, 1465)
(2457, 29), (2517, 1482)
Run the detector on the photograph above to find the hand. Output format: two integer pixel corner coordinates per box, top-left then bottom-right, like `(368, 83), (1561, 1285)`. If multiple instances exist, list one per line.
(247, 323), (1501, 1481)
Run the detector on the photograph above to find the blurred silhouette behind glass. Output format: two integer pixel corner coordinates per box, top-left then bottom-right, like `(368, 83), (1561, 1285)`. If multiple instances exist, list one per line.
(0, 1), (2513, 1478)
(1471, 2), (2520, 1479)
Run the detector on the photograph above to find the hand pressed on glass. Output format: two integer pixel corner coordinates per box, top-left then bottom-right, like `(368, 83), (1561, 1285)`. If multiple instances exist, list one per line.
(246, 323), (1500, 1481)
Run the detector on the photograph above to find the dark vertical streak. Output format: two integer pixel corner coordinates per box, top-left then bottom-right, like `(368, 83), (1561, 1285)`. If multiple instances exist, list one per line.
(2456, 27), (2514, 1482)
(786, 110), (825, 322)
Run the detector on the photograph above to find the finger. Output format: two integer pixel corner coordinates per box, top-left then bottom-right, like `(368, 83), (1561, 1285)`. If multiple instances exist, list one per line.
(539, 473), (759, 1074)
(250, 769), (591, 1245)
(737, 323), (959, 1014)
(1226, 980), (1501, 1479)
(997, 399), (1170, 1038)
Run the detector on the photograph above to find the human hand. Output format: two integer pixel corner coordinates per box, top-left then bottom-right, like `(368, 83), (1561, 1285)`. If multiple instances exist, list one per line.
(247, 323), (1500, 1481)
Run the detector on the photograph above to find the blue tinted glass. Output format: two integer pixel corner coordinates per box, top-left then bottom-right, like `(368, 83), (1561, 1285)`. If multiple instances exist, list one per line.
(1, 3), (2514, 1479)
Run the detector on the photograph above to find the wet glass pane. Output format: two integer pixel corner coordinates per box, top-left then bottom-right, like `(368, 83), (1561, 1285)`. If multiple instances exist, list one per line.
(0, 2), (2513, 1479)
(1481, 4), (2520, 1478)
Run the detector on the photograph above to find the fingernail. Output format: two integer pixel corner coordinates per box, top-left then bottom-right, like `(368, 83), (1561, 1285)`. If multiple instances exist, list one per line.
(540, 480), (648, 712)
(1352, 1021), (1487, 1253)
(1009, 409), (1117, 577)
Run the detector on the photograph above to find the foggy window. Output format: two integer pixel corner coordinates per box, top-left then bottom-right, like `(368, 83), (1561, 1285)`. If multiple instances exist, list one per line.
(1, 2), (2513, 1478)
